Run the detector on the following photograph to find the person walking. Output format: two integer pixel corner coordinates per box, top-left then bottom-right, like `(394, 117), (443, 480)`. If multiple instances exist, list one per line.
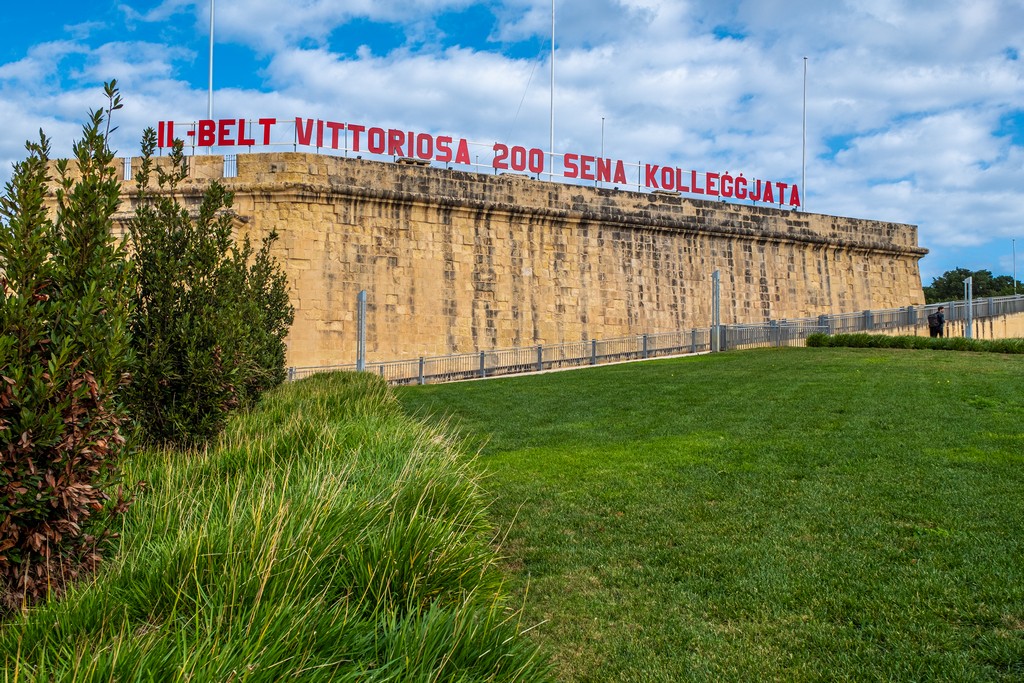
(928, 305), (946, 337)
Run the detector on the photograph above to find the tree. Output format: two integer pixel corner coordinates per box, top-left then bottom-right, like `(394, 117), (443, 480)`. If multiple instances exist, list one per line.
(923, 268), (1022, 303)
(126, 129), (293, 445)
(0, 82), (134, 612)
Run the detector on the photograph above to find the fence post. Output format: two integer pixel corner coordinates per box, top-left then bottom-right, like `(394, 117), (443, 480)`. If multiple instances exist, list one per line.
(418, 357), (425, 385)
(711, 270), (721, 352)
(817, 314), (829, 334)
(642, 334), (649, 359)
(537, 345), (543, 372)
(690, 329), (697, 354)
(863, 309), (873, 331)
(479, 351), (486, 378)
(719, 325), (728, 352)
(964, 277), (974, 339)
(770, 320), (780, 347)
(287, 366), (295, 382)
(591, 339), (597, 365)
(356, 290), (367, 372)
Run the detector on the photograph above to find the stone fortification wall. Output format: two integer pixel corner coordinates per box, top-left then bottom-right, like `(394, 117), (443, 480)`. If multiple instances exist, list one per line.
(61, 152), (928, 367)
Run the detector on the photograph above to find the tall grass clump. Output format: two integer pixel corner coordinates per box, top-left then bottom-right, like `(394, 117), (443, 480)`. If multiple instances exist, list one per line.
(1, 372), (551, 681)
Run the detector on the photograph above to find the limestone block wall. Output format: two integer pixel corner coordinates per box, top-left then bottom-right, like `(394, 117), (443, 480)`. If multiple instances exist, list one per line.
(57, 152), (928, 368)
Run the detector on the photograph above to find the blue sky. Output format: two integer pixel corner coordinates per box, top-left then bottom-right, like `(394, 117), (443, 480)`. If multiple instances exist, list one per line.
(2, 0), (1023, 285)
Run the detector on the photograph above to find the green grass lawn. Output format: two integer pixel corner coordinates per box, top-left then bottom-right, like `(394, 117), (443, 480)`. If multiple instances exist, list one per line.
(397, 348), (1024, 682)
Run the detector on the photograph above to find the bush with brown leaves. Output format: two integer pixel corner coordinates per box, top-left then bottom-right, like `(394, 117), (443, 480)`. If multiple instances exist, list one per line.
(0, 82), (135, 614)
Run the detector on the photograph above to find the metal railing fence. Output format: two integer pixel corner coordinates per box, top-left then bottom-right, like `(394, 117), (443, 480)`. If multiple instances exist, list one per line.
(286, 295), (1024, 386)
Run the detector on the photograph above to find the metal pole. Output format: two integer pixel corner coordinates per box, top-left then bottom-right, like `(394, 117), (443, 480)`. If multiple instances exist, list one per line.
(964, 277), (973, 339)
(356, 290), (367, 371)
(801, 56), (807, 212)
(549, 0), (555, 180)
(712, 270), (721, 352)
(1014, 238), (1017, 296)
(208, 0), (215, 119)
(599, 116), (605, 188)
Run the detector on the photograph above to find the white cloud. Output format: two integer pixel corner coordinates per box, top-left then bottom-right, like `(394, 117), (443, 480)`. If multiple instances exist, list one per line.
(3, 0), (1024, 280)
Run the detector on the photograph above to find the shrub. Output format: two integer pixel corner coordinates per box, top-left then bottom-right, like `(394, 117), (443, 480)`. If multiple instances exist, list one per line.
(805, 333), (1024, 355)
(0, 82), (134, 613)
(126, 130), (294, 445)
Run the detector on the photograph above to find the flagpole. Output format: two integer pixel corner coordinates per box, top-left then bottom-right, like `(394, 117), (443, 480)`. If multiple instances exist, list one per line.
(801, 56), (807, 211)
(208, 0), (215, 119)
(549, 0), (555, 180)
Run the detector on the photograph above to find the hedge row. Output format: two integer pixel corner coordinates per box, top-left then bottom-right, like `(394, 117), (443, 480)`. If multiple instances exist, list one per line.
(805, 333), (1024, 354)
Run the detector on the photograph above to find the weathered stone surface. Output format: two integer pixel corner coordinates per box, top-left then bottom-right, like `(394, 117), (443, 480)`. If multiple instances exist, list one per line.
(53, 152), (927, 367)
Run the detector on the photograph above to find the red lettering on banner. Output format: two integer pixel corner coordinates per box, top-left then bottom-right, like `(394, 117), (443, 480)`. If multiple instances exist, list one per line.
(677, 168), (690, 192)
(238, 119), (256, 146)
(613, 160), (627, 185)
(645, 164), (660, 188)
(454, 139), (470, 165)
(580, 155), (596, 181)
(258, 118), (276, 145)
(660, 166), (674, 190)
(436, 136), (453, 162)
(704, 172), (720, 196)
(564, 153), (580, 178)
(368, 128), (386, 154)
(348, 124), (365, 151)
(218, 119), (235, 146)
(154, 115), (803, 209)
(326, 121), (344, 148)
(774, 182), (788, 204)
(706, 172), (719, 197)
(198, 120), (215, 146)
(720, 173), (734, 198)
(416, 133), (433, 160)
(388, 129), (405, 156)
(296, 118), (314, 146)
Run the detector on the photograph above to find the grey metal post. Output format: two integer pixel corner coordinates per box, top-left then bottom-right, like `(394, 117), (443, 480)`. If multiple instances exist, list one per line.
(537, 345), (543, 372)
(479, 351), (486, 378)
(287, 366), (295, 382)
(964, 276), (973, 339)
(863, 310), (872, 331)
(642, 334), (649, 359)
(591, 339), (597, 365)
(711, 270), (721, 352)
(770, 319), (780, 347)
(690, 329), (697, 354)
(418, 357), (425, 385)
(356, 290), (367, 372)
